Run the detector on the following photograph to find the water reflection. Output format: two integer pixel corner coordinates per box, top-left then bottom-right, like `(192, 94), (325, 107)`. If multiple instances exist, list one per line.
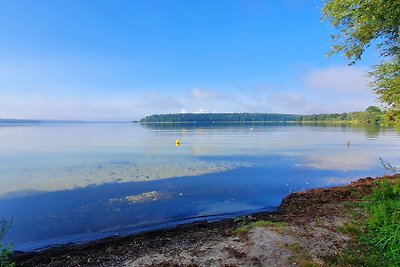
(363, 125), (381, 138)
(1, 123), (399, 196)
(304, 151), (375, 171)
(0, 123), (399, 251)
(140, 121), (385, 137)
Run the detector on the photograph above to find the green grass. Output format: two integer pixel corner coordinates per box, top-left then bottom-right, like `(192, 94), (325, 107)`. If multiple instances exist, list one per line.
(235, 220), (286, 235)
(327, 178), (400, 267)
(337, 222), (361, 236)
(363, 179), (400, 266)
(315, 218), (324, 226)
(285, 242), (320, 267)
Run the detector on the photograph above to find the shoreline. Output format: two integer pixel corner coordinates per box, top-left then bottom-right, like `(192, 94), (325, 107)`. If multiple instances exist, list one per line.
(12, 175), (398, 266)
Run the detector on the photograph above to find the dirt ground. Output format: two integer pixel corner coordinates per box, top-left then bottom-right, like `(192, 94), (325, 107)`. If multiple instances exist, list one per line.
(13, 175), (394, 267)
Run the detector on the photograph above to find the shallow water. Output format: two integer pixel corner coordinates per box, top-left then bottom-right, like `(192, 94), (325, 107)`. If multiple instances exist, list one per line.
(0, 122), (399, 251)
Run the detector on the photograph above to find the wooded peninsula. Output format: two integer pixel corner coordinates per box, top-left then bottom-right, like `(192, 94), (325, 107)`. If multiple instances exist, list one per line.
(139, 106), (384, 125)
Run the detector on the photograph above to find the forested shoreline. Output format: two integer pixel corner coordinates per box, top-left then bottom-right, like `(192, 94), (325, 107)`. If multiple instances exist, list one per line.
(0, 119), (41, 123)
(139, 106), (384, 125)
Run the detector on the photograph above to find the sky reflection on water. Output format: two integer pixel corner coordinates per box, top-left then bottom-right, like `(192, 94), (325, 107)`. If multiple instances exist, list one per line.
(0, 123), (399, 251)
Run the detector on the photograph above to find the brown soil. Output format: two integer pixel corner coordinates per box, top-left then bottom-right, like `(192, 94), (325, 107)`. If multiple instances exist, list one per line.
(12, 175), (398, 267)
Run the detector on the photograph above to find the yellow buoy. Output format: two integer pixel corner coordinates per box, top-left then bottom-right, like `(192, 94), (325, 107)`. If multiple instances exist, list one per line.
(175, 139), (180, 147)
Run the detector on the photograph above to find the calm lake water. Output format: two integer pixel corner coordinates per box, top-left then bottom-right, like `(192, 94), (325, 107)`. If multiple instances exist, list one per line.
(1, 122), (399, 251)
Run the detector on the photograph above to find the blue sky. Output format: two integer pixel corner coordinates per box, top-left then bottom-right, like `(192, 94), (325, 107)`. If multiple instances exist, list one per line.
(0, 0), (380, 120)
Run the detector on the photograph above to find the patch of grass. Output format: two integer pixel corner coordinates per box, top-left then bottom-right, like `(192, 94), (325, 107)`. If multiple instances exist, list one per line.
(326, 178), (400, 267)
(297, 261), (321, 267)
(233, 215), (254, 228)
(235, 220), (286, 235)
(337, 222), (361, 236)
(315, 218), (323, 226)
(325, 251), (366, 266)
(343, 200), (365, 211)
(286, 242), (307, 257)
(362, 178), (400, 266)
(325, 243), (385, 267)
(286, 242), (320, 267)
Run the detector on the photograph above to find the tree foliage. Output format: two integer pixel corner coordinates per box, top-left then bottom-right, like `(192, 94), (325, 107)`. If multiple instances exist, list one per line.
(322, 0), (400, 126)
(371, 57), (400, 126)
(139, 107), (382, 124)
(300, 106), (383, 124)
(139, 113), (302, 123)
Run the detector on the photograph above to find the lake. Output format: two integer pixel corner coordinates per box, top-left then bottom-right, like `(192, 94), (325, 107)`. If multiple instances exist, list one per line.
(0, 122), (399, 251)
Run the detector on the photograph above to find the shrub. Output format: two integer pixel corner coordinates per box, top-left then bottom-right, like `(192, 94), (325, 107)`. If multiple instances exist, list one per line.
(0, 220), (14, 267)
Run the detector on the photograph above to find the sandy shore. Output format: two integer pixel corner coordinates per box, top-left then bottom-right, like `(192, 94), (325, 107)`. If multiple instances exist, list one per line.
(12, 175), (397, 267)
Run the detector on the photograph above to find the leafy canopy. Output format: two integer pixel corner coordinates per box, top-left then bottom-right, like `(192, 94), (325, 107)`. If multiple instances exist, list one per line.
(322, 0), (400, 126)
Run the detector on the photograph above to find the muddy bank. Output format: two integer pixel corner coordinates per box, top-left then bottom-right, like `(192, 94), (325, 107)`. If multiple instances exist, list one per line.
(12, 175), (397, 266)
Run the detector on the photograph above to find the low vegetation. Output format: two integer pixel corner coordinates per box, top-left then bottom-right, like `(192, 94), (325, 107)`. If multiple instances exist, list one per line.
(0, 219), (14, 267)
(235, 219), (286, 235)
(364, 179), (400, 266)
(328, 178), (400, 267)
(285, 242), (319, 267)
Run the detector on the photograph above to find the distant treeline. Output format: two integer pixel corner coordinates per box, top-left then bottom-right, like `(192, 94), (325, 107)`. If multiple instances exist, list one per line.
(0, 119), (41, 123)
(139, 106), (384, 125)
(299, 106), (383, 124)
(139, 113), (302, 123)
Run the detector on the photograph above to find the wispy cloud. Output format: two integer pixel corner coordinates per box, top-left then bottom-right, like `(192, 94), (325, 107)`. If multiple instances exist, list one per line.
(299, 65), (379, 113)
(0, 94), (138, 121)
(302, 66), (370, 94)
(143, 91), (184, 110)
(0, 64), (379, 120)
(190, 88), (219, 100)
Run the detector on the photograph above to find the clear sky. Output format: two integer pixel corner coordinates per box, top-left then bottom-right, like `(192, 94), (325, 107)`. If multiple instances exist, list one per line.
(0, 0), (381, 121)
